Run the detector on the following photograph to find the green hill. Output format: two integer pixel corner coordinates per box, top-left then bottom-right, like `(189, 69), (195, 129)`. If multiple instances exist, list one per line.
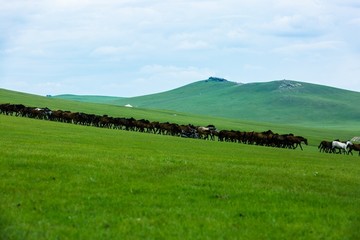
(52, 94), (123, 104)
(53, 78), (360, 124)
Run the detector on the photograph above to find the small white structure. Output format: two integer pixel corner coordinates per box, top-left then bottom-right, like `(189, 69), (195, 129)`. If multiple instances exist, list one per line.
(124, 104), (133, 108)
(351, 137), (360, 142)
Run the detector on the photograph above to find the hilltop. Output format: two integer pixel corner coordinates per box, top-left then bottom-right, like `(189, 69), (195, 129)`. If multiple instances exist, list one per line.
(53, 78), (360, 124)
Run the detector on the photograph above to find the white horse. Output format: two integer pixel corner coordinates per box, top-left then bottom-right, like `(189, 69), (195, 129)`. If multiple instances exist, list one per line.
(332, 140), (353, 154)
(197, 125), (217, 140)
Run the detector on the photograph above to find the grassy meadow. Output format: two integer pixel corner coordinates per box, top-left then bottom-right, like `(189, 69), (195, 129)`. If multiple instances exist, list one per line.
(1, 88), (360, 239)
(1, 116), (360, 239)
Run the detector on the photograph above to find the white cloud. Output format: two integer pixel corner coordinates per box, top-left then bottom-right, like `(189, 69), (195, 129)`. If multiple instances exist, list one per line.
(1, 0), (360, 95)
(328, 0), (360, 8)
(91, 46), (128, 56)
(140, 64), (213, 79)
(1, 47), (22, 54)
(272, 0), (322, 11)
(227, 28), (248, 40)
(349, 17), (360, 25)
(262, 14), (329, 38)
(243, 64), (263, 71)
(176, 40), (212, 50)
(273, 41), (344, 54)
(136, 64), (214, 95)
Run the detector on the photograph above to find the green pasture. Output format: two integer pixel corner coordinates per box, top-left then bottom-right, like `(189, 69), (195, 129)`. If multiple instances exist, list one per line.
(1, 113), (360, 239)
(1, 88), (360, 239)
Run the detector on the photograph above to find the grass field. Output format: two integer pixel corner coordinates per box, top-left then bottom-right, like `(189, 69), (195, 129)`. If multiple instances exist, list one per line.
(1, 112), (360, 239)
(1, 88), (360, 239)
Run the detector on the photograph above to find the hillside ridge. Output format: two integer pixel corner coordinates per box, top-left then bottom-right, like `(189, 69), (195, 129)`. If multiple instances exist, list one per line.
(6, 78), (360, 124)
(108, 78), (360, 123)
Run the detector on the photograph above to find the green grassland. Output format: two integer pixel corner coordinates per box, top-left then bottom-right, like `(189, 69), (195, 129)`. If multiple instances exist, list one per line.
(1, 88), (360, 239)
(1, 115), (360, 239)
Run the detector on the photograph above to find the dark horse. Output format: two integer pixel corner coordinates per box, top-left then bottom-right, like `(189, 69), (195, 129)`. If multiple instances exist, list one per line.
(348, 143), (360, 156)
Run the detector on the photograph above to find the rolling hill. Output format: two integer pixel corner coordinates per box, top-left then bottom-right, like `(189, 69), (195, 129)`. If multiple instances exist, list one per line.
(53, 78), (360, 124)
(52, 94), (123, 104)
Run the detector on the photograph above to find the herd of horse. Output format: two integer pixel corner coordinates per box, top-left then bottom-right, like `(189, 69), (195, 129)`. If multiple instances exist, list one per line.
(318, 140), (360, 156)
(0, 103), (309, 150)
(1, 103), (358, 155)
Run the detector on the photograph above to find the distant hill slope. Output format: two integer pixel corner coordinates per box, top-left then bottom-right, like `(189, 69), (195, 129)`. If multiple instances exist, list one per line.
(55, 78), (360, 124)
(52, 94), (123, 104)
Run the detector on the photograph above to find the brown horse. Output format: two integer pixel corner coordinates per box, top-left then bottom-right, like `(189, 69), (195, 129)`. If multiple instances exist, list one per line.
(318, 141), (332, 153)
(286, 135), (308, 150)
(348, 143), (360, 156)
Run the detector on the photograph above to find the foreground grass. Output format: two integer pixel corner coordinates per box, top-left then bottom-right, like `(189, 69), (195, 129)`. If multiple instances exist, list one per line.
(1, 115), (360, 239)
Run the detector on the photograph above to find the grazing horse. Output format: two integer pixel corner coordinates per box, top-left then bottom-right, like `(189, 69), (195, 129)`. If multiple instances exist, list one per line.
(332, 141), (352, 154)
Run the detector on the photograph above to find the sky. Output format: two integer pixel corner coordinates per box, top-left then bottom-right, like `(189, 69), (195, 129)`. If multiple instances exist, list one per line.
(1, 0), (360, 97)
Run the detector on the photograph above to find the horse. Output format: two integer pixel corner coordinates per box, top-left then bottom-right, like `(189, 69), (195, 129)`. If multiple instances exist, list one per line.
(331, 140), (353, 154)
(286, 135), (308, 150)
(318, 141), (332, 153)
(348, 143), (360, 156)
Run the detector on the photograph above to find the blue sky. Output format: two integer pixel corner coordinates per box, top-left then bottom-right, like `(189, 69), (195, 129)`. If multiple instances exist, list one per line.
(1, 0), (360, 97)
